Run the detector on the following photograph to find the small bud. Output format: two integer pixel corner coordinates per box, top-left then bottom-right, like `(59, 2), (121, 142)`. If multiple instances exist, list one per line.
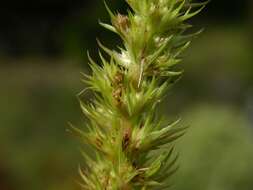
(112, 86), (124, 107)
(113, 14), (130, 33)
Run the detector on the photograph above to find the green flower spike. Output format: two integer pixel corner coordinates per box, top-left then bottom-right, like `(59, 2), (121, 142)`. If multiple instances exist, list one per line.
(73, 0), (207, 189)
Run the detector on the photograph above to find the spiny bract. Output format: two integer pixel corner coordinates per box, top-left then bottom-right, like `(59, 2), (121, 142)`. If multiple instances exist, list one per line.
(73, 0), (207, 189)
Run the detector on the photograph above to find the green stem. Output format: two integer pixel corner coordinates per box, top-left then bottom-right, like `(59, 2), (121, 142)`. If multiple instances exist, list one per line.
(75, 0), (206, 189)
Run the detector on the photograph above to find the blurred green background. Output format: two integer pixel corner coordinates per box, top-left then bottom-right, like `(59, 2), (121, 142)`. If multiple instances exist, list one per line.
(0, 0), (253, 190)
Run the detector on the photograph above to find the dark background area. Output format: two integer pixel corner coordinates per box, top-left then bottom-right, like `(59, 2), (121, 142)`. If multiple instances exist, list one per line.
(0, 1), (253, 190)
(0, 0), (250, 57)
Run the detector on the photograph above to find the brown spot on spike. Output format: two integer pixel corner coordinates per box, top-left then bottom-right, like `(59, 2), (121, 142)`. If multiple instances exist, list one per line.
(114, 14), (130, 32)
(122, 127), (131, 150)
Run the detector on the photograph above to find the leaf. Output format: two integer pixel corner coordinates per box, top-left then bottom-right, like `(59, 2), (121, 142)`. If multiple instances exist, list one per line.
(99, 21), (118, 34)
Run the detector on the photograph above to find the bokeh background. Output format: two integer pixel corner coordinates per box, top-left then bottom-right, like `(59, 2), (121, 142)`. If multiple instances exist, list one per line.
(1, 0), (253, 190)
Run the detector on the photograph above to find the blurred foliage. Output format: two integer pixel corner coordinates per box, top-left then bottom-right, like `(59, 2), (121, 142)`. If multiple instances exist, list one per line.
(176, 104), (253, 190)
(0, 61), (84, 190)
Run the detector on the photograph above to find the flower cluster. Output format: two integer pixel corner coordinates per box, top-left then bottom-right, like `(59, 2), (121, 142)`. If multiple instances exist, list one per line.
(74, 0), (206, 189)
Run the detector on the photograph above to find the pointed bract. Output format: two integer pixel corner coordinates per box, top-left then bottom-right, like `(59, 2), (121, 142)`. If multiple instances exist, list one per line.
(75, 0), (206, 189)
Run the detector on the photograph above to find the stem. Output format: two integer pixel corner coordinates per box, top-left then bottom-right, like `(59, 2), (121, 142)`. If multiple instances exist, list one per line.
(75, 0), (207, 189)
